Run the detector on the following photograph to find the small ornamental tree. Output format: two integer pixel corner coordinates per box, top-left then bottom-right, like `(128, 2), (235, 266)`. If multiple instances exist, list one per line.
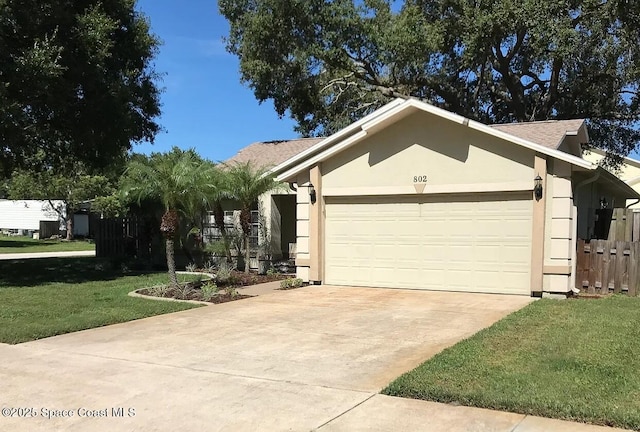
(120, 148), (217, 288)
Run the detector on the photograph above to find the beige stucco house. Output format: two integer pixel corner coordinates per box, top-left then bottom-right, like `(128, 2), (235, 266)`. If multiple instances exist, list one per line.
(226, 98), (638, 296)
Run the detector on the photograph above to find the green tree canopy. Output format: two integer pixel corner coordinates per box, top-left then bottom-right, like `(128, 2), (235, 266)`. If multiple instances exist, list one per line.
(220, 0), (640, 164)
(0, 0), (162, 177)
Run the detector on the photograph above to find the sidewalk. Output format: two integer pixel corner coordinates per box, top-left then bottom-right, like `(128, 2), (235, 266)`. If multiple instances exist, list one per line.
(237, 279), (283, 295)
(316, 394), (630, 431)
(0, 250), (95, 260)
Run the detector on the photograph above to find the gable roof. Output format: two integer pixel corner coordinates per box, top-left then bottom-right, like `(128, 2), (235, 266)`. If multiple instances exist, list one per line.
(225, 138), (323, 168)
(269, 98), (594, 181)
(228, 106), (586, 171)
(225, 98), (596, 179)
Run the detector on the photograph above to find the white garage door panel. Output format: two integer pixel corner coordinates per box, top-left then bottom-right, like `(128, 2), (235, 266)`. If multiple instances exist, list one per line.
(325, 194), (532, 295)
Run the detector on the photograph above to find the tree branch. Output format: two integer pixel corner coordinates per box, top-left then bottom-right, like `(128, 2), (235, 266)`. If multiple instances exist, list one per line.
(505, 29), (526, 62)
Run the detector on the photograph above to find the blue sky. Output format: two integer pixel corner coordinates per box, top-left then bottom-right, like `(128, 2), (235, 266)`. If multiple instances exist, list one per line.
(134, 0), (298, 162)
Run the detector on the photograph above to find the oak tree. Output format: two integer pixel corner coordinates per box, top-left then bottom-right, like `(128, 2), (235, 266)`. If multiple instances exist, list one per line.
(0, 0), (162, 177)
(220, 0), (640, 164)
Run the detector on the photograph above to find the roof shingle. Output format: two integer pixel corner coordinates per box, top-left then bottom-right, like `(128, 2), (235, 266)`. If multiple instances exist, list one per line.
(225, 138), (324, 168)
(490, 119), (585, 149)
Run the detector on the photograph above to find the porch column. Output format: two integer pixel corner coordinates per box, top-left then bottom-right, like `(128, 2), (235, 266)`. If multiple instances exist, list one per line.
(309, 164), (324, 282)
(531, 154), (547, 295)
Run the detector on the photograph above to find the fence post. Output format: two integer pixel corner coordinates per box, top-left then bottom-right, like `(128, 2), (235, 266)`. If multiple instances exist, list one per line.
(625, 209), (634, 241)
(633, 212), (640, 242)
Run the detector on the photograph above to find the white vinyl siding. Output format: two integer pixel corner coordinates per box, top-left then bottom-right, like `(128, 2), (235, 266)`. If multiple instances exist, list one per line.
(0, 200), (63, 231)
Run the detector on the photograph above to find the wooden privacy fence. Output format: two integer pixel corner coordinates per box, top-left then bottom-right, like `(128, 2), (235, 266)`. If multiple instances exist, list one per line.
(576, 239), (640, 296)
(38, 220), (59, 239)
(95, 217), (149, 259)
(594, 208), (640, 241)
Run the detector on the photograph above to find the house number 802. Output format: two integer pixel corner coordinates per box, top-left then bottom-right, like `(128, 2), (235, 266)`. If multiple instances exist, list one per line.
(413, 175), (427, 183)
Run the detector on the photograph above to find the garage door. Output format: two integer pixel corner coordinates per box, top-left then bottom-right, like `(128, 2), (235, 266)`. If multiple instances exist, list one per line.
(324, 193), (532, 295)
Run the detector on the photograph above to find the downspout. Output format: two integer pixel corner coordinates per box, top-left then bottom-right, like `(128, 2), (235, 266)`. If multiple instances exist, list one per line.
(571, 169), (601, 294)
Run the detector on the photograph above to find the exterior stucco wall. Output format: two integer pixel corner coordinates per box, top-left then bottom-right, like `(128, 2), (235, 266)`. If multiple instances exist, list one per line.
(295, 171), (311, 282)
(322, 112), (536, 190)
(543, 160), (574, 294)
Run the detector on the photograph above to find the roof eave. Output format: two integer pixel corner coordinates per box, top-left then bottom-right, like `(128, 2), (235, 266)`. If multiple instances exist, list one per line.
(596, 166), (640, 199)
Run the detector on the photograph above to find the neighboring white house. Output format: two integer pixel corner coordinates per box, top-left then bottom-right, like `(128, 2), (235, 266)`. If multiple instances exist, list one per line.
(0, 200), (64, 232)
(0, 199), (90, 237)
(582, 148), (640, 209)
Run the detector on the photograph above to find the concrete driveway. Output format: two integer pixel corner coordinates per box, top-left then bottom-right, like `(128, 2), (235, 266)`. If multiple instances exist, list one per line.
(1, 286), (536, 431)
(0, 250), (95, 260)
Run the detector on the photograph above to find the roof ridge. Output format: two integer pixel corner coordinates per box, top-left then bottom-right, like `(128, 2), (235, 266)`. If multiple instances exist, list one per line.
(259, 137), (326, 144)
(492, 119), (585, 126)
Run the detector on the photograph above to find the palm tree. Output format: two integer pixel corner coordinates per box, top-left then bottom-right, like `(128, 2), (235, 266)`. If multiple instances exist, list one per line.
(226, 162), (282, 274)
(120, 148), (216, 288)
(208, 168), (234, 263)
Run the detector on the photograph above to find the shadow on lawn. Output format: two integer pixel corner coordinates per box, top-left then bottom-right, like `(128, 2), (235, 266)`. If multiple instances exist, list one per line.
(0, 257), (153, 288)
(0, 238), (50, 249)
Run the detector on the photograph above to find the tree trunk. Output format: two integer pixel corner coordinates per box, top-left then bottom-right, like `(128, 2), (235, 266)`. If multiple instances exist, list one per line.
(161, 209), (180, 288)
(240, 207), (252, 274)
(166, 237), (179, 288)
(66, 214), (74, 240)
(244, 233), (250, 274)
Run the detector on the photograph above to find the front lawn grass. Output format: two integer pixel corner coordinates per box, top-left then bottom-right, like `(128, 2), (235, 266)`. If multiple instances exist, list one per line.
(0, 257), (200, 344)
(0, 235), (95, 254)
(383, 296), (640, 431)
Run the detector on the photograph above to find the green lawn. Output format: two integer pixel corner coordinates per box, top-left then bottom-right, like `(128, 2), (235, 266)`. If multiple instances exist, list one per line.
(0, 235), (95, 254)
(383, 296), (640, 431)
(0, 257), (200, 344)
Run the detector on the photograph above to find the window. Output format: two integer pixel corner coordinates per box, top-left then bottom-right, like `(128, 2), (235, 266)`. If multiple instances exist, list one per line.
(250, 210), (259, 249)
(203, 210), (259, 250)
(203, 211), (235, 243)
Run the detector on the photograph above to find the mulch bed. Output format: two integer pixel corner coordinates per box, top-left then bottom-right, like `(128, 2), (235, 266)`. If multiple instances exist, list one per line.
(138, 281), (253, 304)
(209, 270), (290, 288)
(138, 271), (291, 304)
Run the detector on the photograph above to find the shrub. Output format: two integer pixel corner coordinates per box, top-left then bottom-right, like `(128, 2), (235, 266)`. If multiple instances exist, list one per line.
(148, 284), (169, 297)
(202, 259), (218, 273)
(175, 283), (193, 300)
(185, 262), (197, 272)
(201, 282), (219, 301)
(215, 261), (232, 284)
(280, 278), (304, 289)
(225, 285), (239, 298)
